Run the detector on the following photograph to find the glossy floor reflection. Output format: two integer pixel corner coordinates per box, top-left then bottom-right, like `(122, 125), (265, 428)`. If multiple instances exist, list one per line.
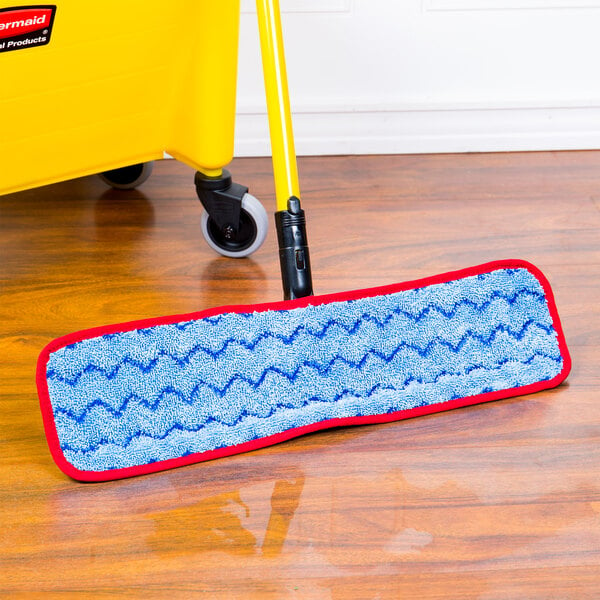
(33, 404), (597, 590)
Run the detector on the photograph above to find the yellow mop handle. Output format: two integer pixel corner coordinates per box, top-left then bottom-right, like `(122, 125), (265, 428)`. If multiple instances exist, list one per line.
(256, 0), (301, 212)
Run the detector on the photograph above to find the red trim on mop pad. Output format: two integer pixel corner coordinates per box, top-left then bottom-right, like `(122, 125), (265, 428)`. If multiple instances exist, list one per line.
(36, 259), (571, 482)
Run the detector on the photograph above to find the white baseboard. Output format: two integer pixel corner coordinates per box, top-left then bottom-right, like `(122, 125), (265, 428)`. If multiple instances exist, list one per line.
(234, 102), (600, 156)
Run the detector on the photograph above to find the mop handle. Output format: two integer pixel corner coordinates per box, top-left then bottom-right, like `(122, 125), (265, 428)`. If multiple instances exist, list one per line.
(256, 0), (313, 300)
(256, 0), (301, 212)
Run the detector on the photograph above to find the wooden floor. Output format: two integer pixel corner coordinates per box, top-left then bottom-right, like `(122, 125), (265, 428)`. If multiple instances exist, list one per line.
(1, 152), (598, 598)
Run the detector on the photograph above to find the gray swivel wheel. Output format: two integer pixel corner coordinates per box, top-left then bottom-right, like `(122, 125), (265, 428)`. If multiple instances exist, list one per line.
(201, 192), (268, 258)
(99, 161), (154, 189)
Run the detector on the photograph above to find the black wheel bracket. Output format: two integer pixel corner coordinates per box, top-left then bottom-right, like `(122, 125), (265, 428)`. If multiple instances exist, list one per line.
(195, 169), (249, 235)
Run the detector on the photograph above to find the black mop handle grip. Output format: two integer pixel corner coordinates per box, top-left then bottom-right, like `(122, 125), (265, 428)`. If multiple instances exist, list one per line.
(275, 196), (313, 300)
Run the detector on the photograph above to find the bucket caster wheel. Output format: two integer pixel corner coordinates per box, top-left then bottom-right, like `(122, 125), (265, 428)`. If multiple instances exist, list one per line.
(195, 169), (268, 258)
(201, 193), (268, 258)
(99, 161), (154, 189)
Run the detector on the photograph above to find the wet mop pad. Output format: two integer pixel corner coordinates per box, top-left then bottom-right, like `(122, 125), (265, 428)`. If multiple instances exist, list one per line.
(37, 260), (570, 481)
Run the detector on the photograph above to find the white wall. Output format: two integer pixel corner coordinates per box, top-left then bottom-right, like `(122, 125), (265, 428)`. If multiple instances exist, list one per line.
(235, 0), (600, 155)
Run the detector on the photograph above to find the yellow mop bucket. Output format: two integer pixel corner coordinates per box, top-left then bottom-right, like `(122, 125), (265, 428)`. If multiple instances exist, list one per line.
(0, 0), (240, 190)
(1, 0), (309, 286)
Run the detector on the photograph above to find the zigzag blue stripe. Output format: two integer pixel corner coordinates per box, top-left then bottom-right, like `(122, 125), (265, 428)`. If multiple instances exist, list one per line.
(47, 317), (554, 387)
(46, 291), (553, 385)
(55, 350), (561, 427)
(58, 287), (545, 355)
(59, 353), (556, 456)
(52, 320), (559, 424)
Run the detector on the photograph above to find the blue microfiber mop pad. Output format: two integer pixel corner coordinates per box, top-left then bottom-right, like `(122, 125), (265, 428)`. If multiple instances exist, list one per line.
(37, 261), (570, 481)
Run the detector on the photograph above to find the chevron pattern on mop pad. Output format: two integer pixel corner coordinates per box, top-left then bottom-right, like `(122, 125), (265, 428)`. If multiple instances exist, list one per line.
(40, 264), (568, 478)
